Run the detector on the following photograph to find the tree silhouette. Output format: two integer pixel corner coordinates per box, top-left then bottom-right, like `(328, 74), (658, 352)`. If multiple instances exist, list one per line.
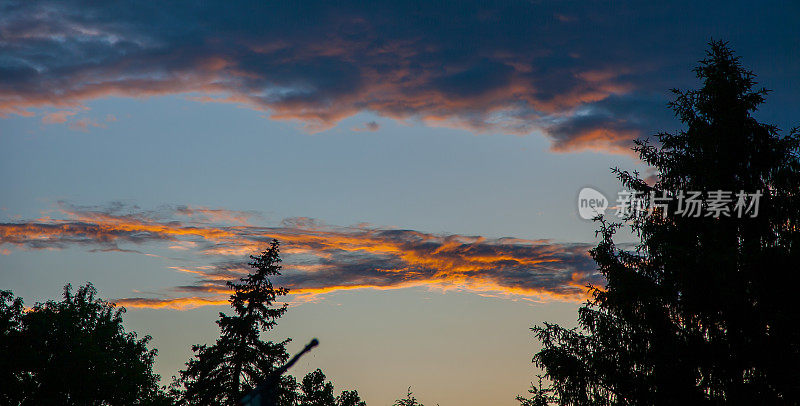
(298, 369), (337, 406)
(0, 284), (171, 405)
(532, 40), (800, 404)
(0, 290), (25, 405)
(177, 239), (292, 405)
(336, 388), (367, 406)
(393, 387), (424, 406)
(516, 376), (555, 406)
(296, 369), (366, 406)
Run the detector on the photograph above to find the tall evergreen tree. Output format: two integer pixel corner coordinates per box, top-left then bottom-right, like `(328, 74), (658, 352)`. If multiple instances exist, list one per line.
(178, 239), (291, 405)
(532, 41), (800, 404)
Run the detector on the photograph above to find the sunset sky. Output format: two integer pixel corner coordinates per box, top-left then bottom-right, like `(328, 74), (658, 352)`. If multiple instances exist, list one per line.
(1, 1), (798, 405)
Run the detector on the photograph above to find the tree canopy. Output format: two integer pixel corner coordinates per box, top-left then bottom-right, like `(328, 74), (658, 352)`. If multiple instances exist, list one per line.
(175, 240), (367, 406)
(0, 240), (370, 406)
(393, 387), (424, 406)
(531, 40), (800, 404)
(295, 369), (366, 406)
(0, 284), (171, 405)
(177, 239), (292, 405)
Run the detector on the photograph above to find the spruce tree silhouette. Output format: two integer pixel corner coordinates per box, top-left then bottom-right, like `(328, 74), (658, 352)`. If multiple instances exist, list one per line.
(516, 376), (555, 406)
(178, 239), (293, 405)
(531, 40), (800, 404)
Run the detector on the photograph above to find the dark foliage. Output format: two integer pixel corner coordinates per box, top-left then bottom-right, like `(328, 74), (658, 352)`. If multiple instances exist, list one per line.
(176, 240), (366, 406)
(516, 376), (556, 406)
(296, 369), (366, 406)
(393, 387), (424, 406)
(0, 284), (171, 405)
(177, 239), (292, 405)
(531, 40), (800, 404)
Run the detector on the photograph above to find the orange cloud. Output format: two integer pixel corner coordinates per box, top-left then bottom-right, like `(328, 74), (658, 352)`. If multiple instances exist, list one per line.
(115, 296), (230, 310)
(550, 128), (640, 155)
(1, 203), (601, 308)
(41, 109), (80, 124)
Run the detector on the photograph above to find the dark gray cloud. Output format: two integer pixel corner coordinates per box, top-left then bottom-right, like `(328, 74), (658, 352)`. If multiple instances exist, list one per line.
(1, 0), (797, 152)
(353, 121), (380, 132)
